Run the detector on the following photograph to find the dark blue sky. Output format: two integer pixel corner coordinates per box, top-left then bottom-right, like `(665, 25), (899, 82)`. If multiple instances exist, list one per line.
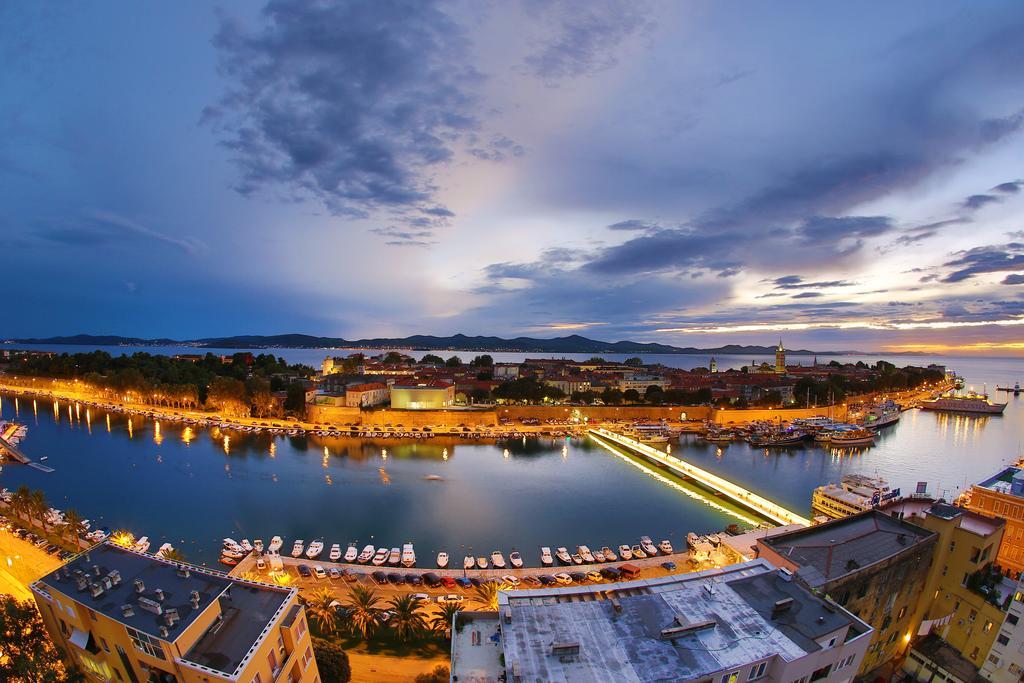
(2, 1), (1024, 352)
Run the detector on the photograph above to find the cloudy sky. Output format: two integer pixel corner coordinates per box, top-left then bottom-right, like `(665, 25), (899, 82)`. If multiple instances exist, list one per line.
(2, 1), (1024, 353)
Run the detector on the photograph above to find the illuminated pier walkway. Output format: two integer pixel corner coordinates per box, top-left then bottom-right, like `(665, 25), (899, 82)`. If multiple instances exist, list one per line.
(0, 424), (53, 472)
(588, 428), (811, 527)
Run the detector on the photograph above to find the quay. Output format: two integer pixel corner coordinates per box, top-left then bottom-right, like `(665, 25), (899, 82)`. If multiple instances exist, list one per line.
(588, 427), (811, 527)
(0, 423), (53, 472)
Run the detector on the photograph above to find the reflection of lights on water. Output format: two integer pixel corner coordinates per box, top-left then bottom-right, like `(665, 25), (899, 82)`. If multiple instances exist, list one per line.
(75, 403), (80, 420)
(715, 447), (723, 458)
(127, 419), (134, 439)
(325, 474), (333, 486)
(442, 448), (448, 461)
(106, 414), (111, 432)
(503, 448), (510, 459)
(562, 445), (568, 459)
(222, 435), (230, 454)
(382, 449), (387, 460)
(182, 427), (193, 445)
(224, 462), (231, 475)
(268, 441), (276, 457)
(271, 473), (278, 483)
(153, 422), (163, 445)
(323, 446), (329, 457)
(67, 404), (72, 421)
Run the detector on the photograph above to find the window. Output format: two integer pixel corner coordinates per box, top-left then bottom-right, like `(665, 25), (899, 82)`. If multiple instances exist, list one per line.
(268, 648), (278, 671)
(252, 674), (262, 683)
(88, 608), (98, 622)
(100, 637), (110, 653)
(827, 637), (837, 648)
(970, 547), (981, 563)
(882, 616), (892, 631)
(1008, 614), (1019, 626)
(809, 664), (832, 682)
(125, 626), (165, 660)
(296, 616), (307, 639)
(969, 609), (978, 623)
(748, 662), (767, 680)
(303, 646), (314, 669)
(950, 540), (956, 552)
(897, 606), (906, 620)
(998, 634), (1010, 646)
(942, 565), (948, 576)
(720, 672), (738, 683)
(971, 647), (980, 660)
(985, 620), (993, 632)
(963, 573), (971, 587)
(990, 654), (1001, 665)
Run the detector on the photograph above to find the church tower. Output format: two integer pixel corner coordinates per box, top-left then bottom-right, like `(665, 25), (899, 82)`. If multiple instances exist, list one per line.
(710, 357), (717, 373)
(775, 339), (786, 374)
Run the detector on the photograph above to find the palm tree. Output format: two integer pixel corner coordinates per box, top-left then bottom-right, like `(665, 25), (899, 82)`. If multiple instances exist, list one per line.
(161, 547), (186, 562)
(306, 587), (339, 634)
(10, 485), (31, 523)
(61, 509), (87, 548)
(28, 489), (48, 533)
(341, 585), (382, 639)
(430, 601), (461, 636)
(472, 581), (509, 611)
(386, 594), (427, 642)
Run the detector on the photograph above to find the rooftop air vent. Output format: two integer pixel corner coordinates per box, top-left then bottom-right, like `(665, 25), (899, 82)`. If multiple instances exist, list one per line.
(89, 583), (104, 598)
(164, 608), (179, 627)
(175, 566), (190, 579)
(108, 570), (121, 585)
(92, 565), (102, 577)
(897, 533), (907, 545)
(159, 626), (169, 638)
(137, 596), (163, 615)
(778, 567), (794, 582)
(154, 588), (165, 602)
(133, 579), (145, 593)
(75, 576), (89, 591)
(772, 598), (795, 618)
(661, 617), (716, 640)
(121, 604), (135, 618)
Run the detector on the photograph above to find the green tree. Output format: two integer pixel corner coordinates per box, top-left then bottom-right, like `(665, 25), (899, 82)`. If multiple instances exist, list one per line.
(624, 357), (643, 367)
(603, 389), (624, 405)
(386, 594), (428, 642)
(161, 547), (186, 562)
(472, 581), (509, 611)
(312, 637), (351, 683)
(0, 596), (76, 681)
(469, 354), (494, 367)
(61, 509), (87, 548)
(623, 389), (641, 403)
(420, 354), (444, 365)
(29, 489), (48, 533)
(415, 665), (451, 683)
(430, 601), (462, 636)
(341, 585), (382, 639)
(306, 587), (339, 634)
(285, 382), (308, 415)
(444, 356), (463, 367)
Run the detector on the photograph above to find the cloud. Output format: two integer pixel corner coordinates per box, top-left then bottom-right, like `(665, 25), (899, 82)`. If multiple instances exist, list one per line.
(942, 242), (1024, 283)
(206, 0), (501, 230)
(607, 219), (656, 231)
(35, 211), (205, 255)
(963, 194), (1001, 210)
(994, 180), (1024, 194)
(768, 275), (856, 290)
(791, 292), (823, 299)
(1003, 274), (1024, 285)
(521, 0), (653, 82)
(370, 226), (435, 247)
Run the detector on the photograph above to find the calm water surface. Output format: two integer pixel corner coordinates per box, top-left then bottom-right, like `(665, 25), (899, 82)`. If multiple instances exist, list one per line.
(1, 348), (1021, 566)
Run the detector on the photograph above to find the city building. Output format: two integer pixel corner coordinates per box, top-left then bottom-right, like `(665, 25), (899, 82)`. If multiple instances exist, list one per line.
(885, 499), (1010, 671)
(543, 377), (592, 395)
(344, 382), (389, 408)
(756, 509), (937, 675)
(963, 467), (1024, 576)
(30, 542), (320, 683)
(616, 375), (668, 395)
(492, 363), (520, 379)
(980, 576), (1024, 682)
(390, 380), (455, 409)
(450, 560), (872, 683)
(320, 356), (335, 376)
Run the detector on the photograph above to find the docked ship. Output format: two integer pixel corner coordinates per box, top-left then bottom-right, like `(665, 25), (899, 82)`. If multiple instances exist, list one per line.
(827, 428), (876, 447)
(862, 400), (900, 429)
(811, 474), (901, 521)
(920, 392), (1006, 415)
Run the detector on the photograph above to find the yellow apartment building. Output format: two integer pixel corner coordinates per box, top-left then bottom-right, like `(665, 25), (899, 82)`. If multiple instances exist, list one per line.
(30, 541), (320, 683)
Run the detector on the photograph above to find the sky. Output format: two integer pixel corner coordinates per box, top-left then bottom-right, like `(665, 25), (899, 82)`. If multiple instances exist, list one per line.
(2, 1), (1024, 354)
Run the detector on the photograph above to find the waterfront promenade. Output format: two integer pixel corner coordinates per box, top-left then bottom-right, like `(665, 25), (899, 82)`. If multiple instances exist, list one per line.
(589, 427), (812, 527)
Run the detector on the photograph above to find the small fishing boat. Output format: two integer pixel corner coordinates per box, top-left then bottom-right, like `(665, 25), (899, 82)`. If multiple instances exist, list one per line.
(437, 552), (449, 569)
(571, 553), (584, 565)
(134, 536), (151, 554)
(306, 540), (324, 559)
(240, 539), (253, 553)
(357, 545), (375, 563)
(555, 547), (572, 565)
(618, 544), (633, 560)
(464, 555), (475, 570)
(540, 547), (554, 566)
(219, 556), (238, 567)
(253, 539), (264, 553)
(578, 546), (595, 563)
(476, 556), (489, 569)
(156, 543), (174, 559)
(268, 536), (283, 553)
(601, 546), (617, 562)
(344, 543), (358, 563)
(659, 539), (673, 555)
(640, 536), (658, 556)
(491, 551), (507, 569)
(509, 551), (523, 568)
(291, 540), (305, 558)
(372, 548), (390, 566)
(828, 429), (876, 447)
(402, 543), (416, 568)
(329, 544), (342, 561)
(631, 544), (647, 559)
(387, 547), (401, 566)
(686, 532), (700, 548)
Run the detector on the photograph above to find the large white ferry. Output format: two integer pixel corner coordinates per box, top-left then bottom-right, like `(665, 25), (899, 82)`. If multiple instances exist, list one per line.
(811, 474), (901, 521)
(863, 400), (901, 429)
(920, 392), (1006, 415)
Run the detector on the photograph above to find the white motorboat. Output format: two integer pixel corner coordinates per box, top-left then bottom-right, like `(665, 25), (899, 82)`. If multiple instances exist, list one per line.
(602, 546), (617, 562)
(223, 537), (241, 550)
(640, 536), (658, 556)
(686, 532), (700, 549)
(509, 551), (523, 568)
(156, 543), (174, 558)
(221, 548), (245, 559)
(577, 546), (595, 563)
(437, 552), (449, 569)
(490, 551), (507, 569)
(240, 539), (253, 553)
(268, 536), (283, 553)
(291, 540), (305, 558)
(476, 556), (489, 569)
(401, 543), (416, 568)
(344, 543), (358, 563)
(357, 545), (375, 563)
(571, 553), (584, 565)
(329, 544), (342, 561)
(388, 547), (401, 566)
(631, 544), (647, 559)
(372, 548), (390, 566)
(618, 544), (633, 560)
(306, 540), (324, 559)
(253, 539), (264, 553)
(659, 540), (673, 555)
(134, 536), (151, 554)
(464, 555), (475, 570)
(540, 547), (554, 566)
(555, 547), (572, 565)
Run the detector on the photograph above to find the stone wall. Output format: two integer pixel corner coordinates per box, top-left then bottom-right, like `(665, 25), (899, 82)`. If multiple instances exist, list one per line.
(305, 403), (497, 427)
(711, 405), (848, 424)
(496, 405), (714, 422)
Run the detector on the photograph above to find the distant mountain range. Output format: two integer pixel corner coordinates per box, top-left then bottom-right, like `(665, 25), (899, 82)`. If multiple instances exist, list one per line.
(4, 333), (924, 356)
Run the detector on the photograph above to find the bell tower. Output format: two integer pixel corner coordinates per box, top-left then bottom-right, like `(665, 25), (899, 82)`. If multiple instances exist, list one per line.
(775, 340), (786, 374)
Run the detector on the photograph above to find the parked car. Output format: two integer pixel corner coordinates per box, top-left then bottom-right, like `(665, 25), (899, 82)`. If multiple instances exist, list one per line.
(455, 577), (472, 589)
(328, 567), (341, 580)
(409, 593), (429, 602)
(570, 572), (588, 583)
(371, 571), (389, 585)
(387, 572), (405, 585)
(297, 565), (312, 578)
(523, 575), (542, 587)
(422, 573), (442, 588)
(501, 575), (521, 587)
(437, 594), (464, 604)
(313, 565), (327, 579)
(553, 573), (573, 585)
(585, 570), (603, 582)
(407, 574), (423, 586)
(537, 575), (555, 586)
(440, 576), (457, 589)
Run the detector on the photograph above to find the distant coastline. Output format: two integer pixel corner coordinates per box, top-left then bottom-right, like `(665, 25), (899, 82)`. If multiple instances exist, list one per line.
(2, 333), (929, 356)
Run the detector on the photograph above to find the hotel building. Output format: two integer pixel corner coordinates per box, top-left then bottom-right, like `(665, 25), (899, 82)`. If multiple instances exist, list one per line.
(963, 467), (1024, 576)
(30, 542), (320, 683)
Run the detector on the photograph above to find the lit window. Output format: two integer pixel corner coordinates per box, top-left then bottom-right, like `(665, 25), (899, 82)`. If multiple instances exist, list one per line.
(125, 626), (165, 660)
(748, 662), (767, 680)
(303, 646), (313, 669)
